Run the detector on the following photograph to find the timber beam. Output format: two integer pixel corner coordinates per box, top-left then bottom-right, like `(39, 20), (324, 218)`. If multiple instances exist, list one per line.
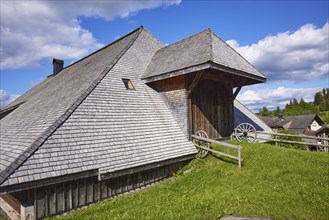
(187, 71), (203, 97)
(232, 79), (246, 101)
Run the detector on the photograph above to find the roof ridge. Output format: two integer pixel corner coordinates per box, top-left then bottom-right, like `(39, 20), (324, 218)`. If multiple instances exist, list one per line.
(50, 26), (143, 75)
(210, 30), (266, 79)
(0, 27), (143, 185)
(208, 28), (214, 62)
(153, 28), (211, 52)
(139, 26), (166, 48)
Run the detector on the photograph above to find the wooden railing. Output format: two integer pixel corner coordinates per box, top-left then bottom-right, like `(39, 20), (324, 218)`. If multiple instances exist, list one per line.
(191, 135), (243, 169)
(256, 131), (329, 151)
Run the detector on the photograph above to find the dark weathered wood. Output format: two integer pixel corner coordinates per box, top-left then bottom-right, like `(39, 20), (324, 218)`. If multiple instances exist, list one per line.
(106, 180), (112, 198)
(187, 71), (203, 97)
(0, 170), (98, 195)
(64, 182), (71, 210)
(209, 62), (266, 84)
(192, 135), (243, 169)
(238, 145), (242, 169)
(188, 97), (192, 140)
(35, 188), (46, 219)
(194, 144), (240, 161)
(93, 181), (100, 202)
(143, 61), (265, 85)
(48, 188), (56, 215)
(190, 79), (233, 139)
(122, 176), (127, 193)
(257, 131), (329, 141)
(232, 79), (246, 101)
(143, 62), (212, 83)
(202, 72), (229, 82)
(86, 178), (93, 204)
(56, 184), (64, 213)
(138, 172), (143, 188)
(78, 180), (86, 206)
(232, 86), (242, 101)
(257, 136), (329, 147)
(191, 135), (241, 149)
(114, 177), (121, 195)
(27, 161), (190, 219)
(72, 182), (78, 209)
(45, 188), (49, 216)
(101, 181), (107, 199)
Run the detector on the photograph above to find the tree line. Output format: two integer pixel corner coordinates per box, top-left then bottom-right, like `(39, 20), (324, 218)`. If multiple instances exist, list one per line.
(258, 88), (329, 118)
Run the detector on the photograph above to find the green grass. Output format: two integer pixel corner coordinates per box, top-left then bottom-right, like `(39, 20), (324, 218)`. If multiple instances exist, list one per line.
(57, 142), (329, 220)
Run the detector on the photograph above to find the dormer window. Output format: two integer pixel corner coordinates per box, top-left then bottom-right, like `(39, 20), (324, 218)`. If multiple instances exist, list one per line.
(122, 78), (135, 90)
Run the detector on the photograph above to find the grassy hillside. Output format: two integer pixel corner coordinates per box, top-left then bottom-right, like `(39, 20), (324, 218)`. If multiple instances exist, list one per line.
(57, 142), (329, 220)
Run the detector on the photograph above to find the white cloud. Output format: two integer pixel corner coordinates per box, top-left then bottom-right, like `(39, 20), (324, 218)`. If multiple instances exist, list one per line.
(0, 90), (20, 109)
(0, 0), (181, 69)
(227, 22), (329, 82)
(237, 87), (321, 112)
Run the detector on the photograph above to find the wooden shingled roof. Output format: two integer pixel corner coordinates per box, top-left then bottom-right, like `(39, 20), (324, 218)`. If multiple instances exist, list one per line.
(261, 114), (324, 134)
(142, 28), (266, 85)
(234, 100), (272, 132)
(0, 27), (196, 193)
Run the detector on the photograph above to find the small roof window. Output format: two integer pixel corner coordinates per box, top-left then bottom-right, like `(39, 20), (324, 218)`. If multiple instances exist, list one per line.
(122, 78), (135, 90)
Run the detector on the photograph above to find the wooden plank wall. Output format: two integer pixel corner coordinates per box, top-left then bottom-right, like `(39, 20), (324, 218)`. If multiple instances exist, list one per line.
(29, 162), (185, 219)
(191, 79), (233, 139)
(149, 72), (234, 140)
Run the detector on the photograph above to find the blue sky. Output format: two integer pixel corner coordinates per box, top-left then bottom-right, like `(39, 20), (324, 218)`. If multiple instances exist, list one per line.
(1, 0), (328, 112)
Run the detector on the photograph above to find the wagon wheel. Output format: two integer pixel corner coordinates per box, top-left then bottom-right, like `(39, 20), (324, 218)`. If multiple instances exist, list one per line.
(234, 123), (257, 142)
(193, 130), (211, 158)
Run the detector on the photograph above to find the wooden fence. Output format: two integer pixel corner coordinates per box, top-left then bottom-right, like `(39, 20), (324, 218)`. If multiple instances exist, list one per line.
(191, 135), (243, 169)
(256, 131), (329, 151)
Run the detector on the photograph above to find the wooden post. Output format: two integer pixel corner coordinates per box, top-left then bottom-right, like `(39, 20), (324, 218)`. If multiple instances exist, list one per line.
(274, 130), (278, 146)
(238, 145), (242, 169)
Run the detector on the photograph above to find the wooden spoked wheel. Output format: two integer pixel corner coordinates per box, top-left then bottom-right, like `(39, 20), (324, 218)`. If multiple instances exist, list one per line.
(234, 123), (257, 142)
(194, 130), (211, 158)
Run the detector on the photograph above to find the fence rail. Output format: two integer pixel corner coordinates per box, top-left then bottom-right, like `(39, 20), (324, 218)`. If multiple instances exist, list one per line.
(191, 135), (243, 169)
(257, 131), (329, 141)
(256, 131), (329, 151)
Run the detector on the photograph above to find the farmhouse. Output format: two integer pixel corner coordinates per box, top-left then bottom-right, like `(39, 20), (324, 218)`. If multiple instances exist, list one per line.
(0, 26), (266, 219)
(261, 114), (324, 135)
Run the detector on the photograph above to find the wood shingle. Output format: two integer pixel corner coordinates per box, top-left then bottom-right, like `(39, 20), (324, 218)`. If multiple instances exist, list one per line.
(0, 27), (196, 190)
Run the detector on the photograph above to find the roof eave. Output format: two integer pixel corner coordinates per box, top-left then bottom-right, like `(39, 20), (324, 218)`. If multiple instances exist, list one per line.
(142, 61), (266, 85)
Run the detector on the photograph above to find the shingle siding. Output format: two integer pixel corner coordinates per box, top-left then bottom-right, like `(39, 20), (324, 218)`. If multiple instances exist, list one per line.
(0, 29), (140, 178)
(143, 29), (212, 79)
(143, 28), (265, 81)
(211, 32), (264, 78)
(147, 75), (190, 138)
(1, 28), (196, 187)
(159, 89), (189, 137)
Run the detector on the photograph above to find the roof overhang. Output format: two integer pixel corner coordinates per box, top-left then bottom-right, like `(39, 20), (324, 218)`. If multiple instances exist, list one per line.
(99, 154), (195, 181)
(142, 61), (266, 87)
(0, 170), (98, 195)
